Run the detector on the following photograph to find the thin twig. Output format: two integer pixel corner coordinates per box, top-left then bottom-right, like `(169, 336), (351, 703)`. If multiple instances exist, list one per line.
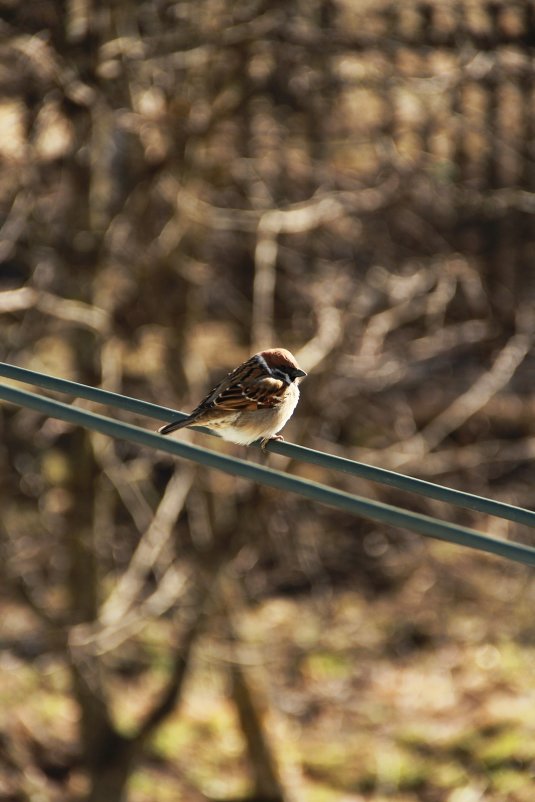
(100, 467), (195, 625)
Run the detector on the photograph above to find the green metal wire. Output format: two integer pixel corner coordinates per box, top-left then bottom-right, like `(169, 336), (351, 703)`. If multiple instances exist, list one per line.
(1, 381), (535, 568)
(0, 360), (186, 424)
(1, 360), (534, 529)
(274, 442), (535, 529)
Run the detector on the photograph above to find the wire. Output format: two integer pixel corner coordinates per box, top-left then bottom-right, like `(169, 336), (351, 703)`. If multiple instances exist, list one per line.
(0, 360), (185, 423)
(1, 360), (534, 529)
(1, 381), (535, 568)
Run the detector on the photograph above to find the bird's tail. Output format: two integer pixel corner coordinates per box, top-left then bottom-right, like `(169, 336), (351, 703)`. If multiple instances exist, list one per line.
(158, 416), (191, 435)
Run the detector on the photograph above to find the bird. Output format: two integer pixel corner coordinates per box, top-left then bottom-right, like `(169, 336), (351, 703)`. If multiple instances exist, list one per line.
(158, 348), (306, 449)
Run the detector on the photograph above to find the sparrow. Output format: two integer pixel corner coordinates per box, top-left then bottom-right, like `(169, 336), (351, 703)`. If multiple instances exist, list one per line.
(158, 348), (306, 449)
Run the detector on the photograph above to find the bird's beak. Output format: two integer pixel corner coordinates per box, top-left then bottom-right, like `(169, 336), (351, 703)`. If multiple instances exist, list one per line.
(295, 369), (307, 378)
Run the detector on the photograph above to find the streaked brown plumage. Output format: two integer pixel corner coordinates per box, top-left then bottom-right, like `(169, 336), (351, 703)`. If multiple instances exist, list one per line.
(158, 348), (306, 448)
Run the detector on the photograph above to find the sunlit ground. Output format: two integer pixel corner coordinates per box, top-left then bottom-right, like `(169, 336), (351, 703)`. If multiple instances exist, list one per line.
(2, 542), (534, 801)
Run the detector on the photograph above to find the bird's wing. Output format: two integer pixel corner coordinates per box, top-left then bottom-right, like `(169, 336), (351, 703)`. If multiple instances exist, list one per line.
(214, 375), (286, 411)
(191, 357), (287, 417)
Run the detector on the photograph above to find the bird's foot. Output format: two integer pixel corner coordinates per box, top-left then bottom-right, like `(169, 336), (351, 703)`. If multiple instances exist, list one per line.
(260, 434), (284, 452)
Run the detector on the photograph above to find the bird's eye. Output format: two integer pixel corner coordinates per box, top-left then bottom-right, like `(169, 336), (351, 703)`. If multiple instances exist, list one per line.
(272, 368), (292, 384)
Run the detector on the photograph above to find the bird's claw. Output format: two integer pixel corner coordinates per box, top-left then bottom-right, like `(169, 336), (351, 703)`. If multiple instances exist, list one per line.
(260, 434), (284, 452)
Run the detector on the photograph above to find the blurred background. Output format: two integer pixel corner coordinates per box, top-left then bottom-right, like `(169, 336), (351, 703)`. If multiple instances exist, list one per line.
(1, 0), (535, 800)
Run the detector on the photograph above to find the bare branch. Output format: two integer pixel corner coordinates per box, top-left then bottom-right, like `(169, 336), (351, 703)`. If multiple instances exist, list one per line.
(69, 564), (192, 655)
(0, 287), (110, 331)
(251, 215), (279, 352)
(296, 305), (342, 375)
(100, 467), (195, 625)
(413, 315), (533, 455)
(170, 176), (399, 233)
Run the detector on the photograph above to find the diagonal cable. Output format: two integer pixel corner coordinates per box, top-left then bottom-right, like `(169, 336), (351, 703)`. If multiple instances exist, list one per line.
(1, 360), (534, 529)
(1, 381), (535, 567)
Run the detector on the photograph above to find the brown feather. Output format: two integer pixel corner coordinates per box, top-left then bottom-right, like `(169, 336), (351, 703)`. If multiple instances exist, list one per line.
(158, 349), (305, 439)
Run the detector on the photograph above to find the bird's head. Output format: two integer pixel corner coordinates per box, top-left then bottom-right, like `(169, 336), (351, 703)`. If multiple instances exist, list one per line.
(258, 348), (307, 384)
